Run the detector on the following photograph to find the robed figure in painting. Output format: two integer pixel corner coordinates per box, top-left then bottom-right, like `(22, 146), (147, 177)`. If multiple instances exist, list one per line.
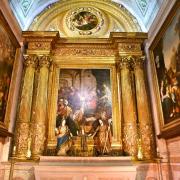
(56, 98), (78, 136)
(55, 118), (72, 156)
(89, 111), (112, 156)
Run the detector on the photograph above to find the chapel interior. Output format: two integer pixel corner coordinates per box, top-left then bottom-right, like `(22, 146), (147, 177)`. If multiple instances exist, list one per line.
(0, 0), (179, 179)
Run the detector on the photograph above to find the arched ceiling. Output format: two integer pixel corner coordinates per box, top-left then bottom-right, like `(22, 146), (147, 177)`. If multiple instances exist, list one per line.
(9, 0), (163, 32)
(28, 0), (143, 38)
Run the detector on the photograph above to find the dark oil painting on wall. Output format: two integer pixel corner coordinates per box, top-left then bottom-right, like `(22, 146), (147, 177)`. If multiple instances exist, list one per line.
(153, 9), (180, 124)
(0, 20), (16, 123)
(55, 69), (113, 156)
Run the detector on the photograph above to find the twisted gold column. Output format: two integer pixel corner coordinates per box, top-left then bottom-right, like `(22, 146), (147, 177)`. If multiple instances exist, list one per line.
(31, 55), (51, 160)
(15, 55), (37, 159)
(133, 56), (155, 160)
(119, 56), (138, 159)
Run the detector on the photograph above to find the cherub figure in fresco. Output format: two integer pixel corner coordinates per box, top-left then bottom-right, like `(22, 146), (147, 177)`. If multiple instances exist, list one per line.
(55, 118), (72, 156)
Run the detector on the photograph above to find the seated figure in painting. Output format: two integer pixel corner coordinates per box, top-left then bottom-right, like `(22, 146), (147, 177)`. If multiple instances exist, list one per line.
(89, 111), (112, 156)
(55, 118), (72, 156)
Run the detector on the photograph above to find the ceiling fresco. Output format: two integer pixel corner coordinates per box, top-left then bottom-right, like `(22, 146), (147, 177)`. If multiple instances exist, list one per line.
(9, 0), (163, 32)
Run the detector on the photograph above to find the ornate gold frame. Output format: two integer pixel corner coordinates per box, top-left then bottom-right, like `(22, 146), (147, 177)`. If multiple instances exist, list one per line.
(149, 1), (180, 139)
(0, 10), (20, 137)
(46, 42), (122, 151)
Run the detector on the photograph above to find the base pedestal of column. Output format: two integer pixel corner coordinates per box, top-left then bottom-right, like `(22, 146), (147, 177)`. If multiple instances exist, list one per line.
(31, 154), (40, 161)
(15, 154), (27, 160)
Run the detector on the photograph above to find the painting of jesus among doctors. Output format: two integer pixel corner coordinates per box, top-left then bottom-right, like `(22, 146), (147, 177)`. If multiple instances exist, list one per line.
(55, 69), (113, 156)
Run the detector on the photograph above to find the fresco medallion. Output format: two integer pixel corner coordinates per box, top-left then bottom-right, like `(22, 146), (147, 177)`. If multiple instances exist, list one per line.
(72, 11), (98, 31)
(66, 7), (104, 35)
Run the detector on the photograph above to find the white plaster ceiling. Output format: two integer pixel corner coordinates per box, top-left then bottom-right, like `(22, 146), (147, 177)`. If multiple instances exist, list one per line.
(9, 0), (163, 32)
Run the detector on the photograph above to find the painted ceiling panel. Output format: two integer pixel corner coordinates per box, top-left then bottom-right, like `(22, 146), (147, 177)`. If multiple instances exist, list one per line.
(9, 0), (163, 31)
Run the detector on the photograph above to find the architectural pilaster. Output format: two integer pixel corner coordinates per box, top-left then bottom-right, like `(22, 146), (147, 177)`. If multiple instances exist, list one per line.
(133, 56), (155, 160)
(15, 55), (37, 159)
(31, 55), (51, 160)
(46, 65), (59, 153)
(119, 56), (138, 159)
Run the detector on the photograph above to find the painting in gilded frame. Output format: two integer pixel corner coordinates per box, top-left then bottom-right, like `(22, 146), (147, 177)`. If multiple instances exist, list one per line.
(0, 15), (16, 124)
(55, 69), (113, 156)
(153, 8), (180, 125)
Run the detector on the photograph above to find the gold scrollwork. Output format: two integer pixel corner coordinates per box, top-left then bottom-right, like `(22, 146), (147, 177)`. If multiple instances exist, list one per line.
(138, 123), (154, 160)
(53, 48), (115, 57)
(118, 44), (141, 53)
(23, 55), (38, 68)
(15, 122), (30, 159)
(123, 123), (138, 158)
(119, 56), (134, 69)
(31, 123), (46, 160)
(38, 55), (52, 68)
(28, 42), (51, 51)
(133, 56), (145, 69)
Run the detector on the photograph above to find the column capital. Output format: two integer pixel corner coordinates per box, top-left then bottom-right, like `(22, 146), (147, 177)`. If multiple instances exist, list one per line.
(23, 55), (38, 68)
(38, 55), (52, 68)
(119, 56), (134, 69)
(133, 56), (145, 69)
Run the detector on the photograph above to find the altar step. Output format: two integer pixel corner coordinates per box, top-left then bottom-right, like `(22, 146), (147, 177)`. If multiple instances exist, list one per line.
(34, 156), (137, 180)
(1, 157), (163, 180)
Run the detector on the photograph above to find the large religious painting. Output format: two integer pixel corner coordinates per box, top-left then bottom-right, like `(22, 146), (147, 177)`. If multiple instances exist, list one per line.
(152, 5), (180, 135)
(0, 15), (16, 124)
(55, 69), (113, 156)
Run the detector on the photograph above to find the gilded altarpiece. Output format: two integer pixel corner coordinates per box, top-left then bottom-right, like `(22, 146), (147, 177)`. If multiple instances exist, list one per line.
(47, 41), (121, 157)
(14, 32), (155, 161)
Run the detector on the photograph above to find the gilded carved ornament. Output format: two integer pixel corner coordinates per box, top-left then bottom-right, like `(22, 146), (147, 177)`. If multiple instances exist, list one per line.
(28, 41), (51, 50)
(31, 123), (46, 159)
(118, 43), (141, 53)
(119, 55), (146, 70)
(139, 123), (154, 159)
(23, 55), (38, 68)
(53, 48), (115, 57)
(133, 56), (145, 69)
(38, 55), (52, 68)
(15, 122), (30, 158)
(123, 124), (138, 158)
(119, 56), (134, 69)
(23, 54), (52, 68)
